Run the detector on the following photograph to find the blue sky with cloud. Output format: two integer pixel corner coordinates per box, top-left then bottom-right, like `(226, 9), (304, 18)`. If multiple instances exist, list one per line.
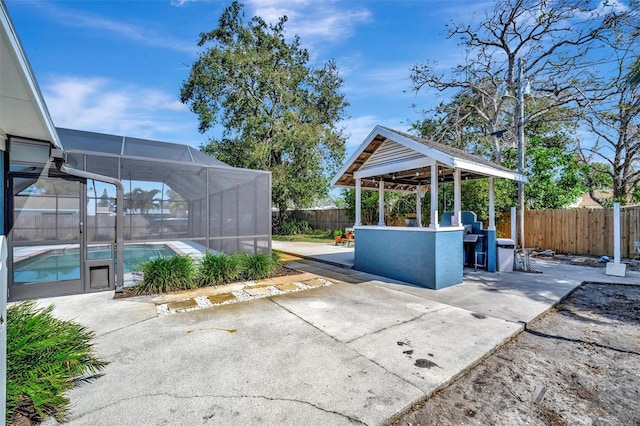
(6, 0), (508, 158)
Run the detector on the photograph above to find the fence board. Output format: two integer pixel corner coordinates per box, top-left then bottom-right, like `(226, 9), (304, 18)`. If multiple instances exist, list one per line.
(290, 209), (353, 231)
(289, 207), (640, 258)
(497, 206), (640, 258)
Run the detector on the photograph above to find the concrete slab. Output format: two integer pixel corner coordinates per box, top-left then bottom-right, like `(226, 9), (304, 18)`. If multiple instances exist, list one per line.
(35, 291), (157, 337)
(276, 283), (299, 291)
(207, 293), (236, 304)
(272, 282), (451, 343)
(34, 242), (640, 426)
(346, 304), (522, 394)
(273, 240), (354, 268)
(244, 287), (272, 296)
(167, 299), (198, 311)
(45, 298), (423, 426)
(606, 262), (627, 277)
(302, 278), (327, 287)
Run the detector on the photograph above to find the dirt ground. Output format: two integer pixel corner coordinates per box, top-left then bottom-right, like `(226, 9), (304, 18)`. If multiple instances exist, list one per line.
(393, 282), (640, 425)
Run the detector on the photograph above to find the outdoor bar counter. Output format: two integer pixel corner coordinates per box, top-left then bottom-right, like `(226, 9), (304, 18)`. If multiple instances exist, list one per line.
(354, 225), (464, 289)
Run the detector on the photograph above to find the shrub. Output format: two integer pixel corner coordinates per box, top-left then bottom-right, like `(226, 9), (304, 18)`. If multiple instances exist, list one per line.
(271, 250), (282, 267)
(240, 253), (276, 280)
(197, 252), (241, 286)
(277, 218), (312, 235)
(133, 255), (196, 294)
(6, 301), (107, 423)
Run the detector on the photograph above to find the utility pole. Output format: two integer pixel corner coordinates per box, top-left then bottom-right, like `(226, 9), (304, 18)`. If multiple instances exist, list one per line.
(516, 57), (526, 267)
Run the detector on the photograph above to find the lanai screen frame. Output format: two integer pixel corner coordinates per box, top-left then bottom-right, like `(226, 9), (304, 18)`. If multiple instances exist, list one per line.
(57, 128), (272, 258)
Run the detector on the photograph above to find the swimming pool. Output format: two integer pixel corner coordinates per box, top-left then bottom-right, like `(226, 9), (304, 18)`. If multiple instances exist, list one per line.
(13, 244), (178, 283)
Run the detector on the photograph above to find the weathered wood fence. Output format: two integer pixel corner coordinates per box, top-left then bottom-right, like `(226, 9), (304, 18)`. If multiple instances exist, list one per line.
(289, 209), (353, 231)
(496, 206), (640, 258)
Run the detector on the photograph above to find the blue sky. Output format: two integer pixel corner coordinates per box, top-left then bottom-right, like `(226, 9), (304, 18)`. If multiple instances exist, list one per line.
(6, 0), (491, 159)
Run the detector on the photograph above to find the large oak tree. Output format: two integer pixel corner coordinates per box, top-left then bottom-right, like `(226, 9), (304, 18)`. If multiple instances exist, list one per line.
(180, 2), (348, 218)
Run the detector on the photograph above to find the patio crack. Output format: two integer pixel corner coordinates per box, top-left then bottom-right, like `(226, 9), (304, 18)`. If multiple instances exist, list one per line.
(95, 315), (157, 338)
(343, 306), (449, 345)
(68, 392), (368, 425)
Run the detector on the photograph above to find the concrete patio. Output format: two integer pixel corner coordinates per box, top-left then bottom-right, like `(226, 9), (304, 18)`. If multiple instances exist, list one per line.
(38, 242), (639, 425)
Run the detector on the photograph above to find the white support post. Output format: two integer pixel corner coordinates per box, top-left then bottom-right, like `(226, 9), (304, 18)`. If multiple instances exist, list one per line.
(453, 169), (461, 226)
(416, 185), (422, 227)
(606, 202), (626, 277)
(378, 178), (385, 226)
(488, 177), (495, 230)
(430, 165), (439, 228)
(511, 207), (516, 240)
(614, 202), (621, 264)
(355, 178), (362, 226)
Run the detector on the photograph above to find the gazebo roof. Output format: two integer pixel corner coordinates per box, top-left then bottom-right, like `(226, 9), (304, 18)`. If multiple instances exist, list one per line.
(332, 126), (527, 191)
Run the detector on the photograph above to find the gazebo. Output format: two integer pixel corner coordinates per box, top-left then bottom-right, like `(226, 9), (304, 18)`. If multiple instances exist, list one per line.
(332, 126), (527, 289)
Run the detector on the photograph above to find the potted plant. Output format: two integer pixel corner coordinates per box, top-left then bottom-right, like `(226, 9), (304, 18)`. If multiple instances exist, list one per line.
(334, 230), (344, 245)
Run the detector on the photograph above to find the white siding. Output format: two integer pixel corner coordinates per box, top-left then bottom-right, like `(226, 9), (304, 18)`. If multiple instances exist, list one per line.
(360, 140), (422, 171)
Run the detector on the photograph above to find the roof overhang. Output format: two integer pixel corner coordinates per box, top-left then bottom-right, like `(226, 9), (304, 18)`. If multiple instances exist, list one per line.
(332, 125), (527, 191)
(0, 0), (61, 150)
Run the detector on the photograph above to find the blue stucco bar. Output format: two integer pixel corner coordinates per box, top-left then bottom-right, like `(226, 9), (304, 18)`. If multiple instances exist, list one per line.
(354, 226), (464, 289)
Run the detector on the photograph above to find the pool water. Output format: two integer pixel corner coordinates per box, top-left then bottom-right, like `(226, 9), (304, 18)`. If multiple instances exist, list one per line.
(14, 244), (177, 283)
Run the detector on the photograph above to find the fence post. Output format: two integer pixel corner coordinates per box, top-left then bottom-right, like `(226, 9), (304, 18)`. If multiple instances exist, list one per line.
(606, 203), (626, 277)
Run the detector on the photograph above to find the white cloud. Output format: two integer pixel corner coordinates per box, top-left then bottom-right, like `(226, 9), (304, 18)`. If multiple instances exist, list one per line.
(42, 76), (199, 142)
(29, 1), (196, 54)
(246, 0), (371, 43)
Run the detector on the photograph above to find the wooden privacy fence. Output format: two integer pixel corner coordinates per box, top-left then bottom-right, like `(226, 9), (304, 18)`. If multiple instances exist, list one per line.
(496, 206), (640, 259)
(290, 209), (353, 231)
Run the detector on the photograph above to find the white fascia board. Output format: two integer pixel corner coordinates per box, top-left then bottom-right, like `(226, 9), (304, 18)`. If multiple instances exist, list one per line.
(354, 157), (435, 179)
(376, 127), (455, 167)
(0, 3), (62, 150)
(453, 158), (528, 182)
(331, 126), (385, 186)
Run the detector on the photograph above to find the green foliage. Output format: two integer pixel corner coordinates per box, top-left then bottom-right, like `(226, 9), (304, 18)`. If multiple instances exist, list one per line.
(6, 301), (107, 422)
(196, 252), (241, 286)
(276, 218), (312, 235)
(133, 255), (196, 294)
(134, 251), (284, 291)
(239, 252), (276, 280)
(342, 189), (383, 224)
(271, 250), (282, 267)
(180, 1), (348, 214)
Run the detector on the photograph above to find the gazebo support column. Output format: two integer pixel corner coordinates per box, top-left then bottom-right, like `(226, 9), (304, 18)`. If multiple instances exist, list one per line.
(378, 178), (385, 226)
(489, 177), (495, 230)
(355, 178), (362, 226)
(453, 169), (461, 226)
(487, 176), (497, 272)
(430, 165), (439, 228)
(416, 185), (422, 227)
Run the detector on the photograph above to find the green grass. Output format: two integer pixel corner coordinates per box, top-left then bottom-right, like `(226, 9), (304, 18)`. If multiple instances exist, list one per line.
(272, 233), (334, 244)
(6, 301), (107, 423)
